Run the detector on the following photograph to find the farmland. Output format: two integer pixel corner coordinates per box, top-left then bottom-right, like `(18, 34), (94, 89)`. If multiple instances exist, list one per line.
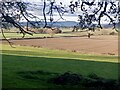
(1, 28), (119, 88)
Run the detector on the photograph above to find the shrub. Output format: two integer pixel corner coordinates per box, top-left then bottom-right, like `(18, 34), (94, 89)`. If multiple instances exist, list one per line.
(88, 73), (103, 80)
(52, 72), (83, 85)
(51, 72), (119, 89)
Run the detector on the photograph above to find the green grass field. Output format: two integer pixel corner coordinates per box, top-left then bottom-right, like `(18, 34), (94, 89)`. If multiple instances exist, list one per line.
(1, 44), (118, 88)
(0, 32), (76, 39)
(0, 27), (117, 39)
(0, 28), (75, 39)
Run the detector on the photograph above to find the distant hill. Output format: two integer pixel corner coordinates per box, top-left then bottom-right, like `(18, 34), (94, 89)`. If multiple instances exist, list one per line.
(20, 21), (78, 28)
(102, 23), (120, 28)
(20, 21), (120, 28)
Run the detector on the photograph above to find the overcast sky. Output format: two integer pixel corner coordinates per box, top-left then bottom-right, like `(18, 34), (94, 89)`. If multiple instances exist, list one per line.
(0, 0), (118, 24)
(22, 0), (74, 3)
(19, 0), (119, 24)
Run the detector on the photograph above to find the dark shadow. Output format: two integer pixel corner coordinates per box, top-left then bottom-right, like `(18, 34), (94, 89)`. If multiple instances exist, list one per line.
(2, 54), (119, 89)
(17, 70), (58, 81)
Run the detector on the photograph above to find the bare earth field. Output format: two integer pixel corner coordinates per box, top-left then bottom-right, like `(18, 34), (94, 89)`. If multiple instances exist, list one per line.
(2, 35), (118, 55)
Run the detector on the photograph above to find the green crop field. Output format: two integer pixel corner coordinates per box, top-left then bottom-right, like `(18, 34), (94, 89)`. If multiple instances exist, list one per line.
(1, 44), (118, 88)
(0, 32), (76, 39)
(0, 28), (75, 39)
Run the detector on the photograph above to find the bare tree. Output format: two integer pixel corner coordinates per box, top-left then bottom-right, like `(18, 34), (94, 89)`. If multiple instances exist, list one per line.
(1, 0), (120, 41)
(74, 0), (119, 32)
(70, 0), (119, 38)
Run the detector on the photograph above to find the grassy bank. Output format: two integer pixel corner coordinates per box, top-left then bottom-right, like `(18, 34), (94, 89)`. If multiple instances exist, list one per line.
(1, 44), (118, 88)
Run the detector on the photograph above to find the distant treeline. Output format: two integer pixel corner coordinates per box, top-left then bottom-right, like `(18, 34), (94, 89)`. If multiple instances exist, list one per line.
(4, 21), (120, 28)
(20, 21), (120, 28)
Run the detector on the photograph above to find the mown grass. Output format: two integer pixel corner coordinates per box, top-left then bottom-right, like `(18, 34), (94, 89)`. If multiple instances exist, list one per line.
(1, 44), (119, 88)
(0, 29), (76, 39)
(1, 44), (118, 63)
(0, 32), (75, 39)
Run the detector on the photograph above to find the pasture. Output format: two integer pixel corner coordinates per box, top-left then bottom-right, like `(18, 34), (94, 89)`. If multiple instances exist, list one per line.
(0, 27), (118, 39)
(1, 28), (119, 88)
(1, 44), (119, 88)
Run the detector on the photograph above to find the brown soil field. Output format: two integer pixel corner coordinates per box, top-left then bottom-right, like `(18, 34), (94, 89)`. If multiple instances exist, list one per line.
(2, 35), (118, 55)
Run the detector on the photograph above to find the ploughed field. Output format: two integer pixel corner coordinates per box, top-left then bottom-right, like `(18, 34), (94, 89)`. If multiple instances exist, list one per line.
(2, 35), (118, 55)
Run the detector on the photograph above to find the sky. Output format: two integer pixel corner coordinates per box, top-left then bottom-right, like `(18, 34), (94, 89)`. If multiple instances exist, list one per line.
(0, 0), (118, 24)
(22, 0), (75, 3)
(22, 0), (117, 3)
(18, 0), (119, 24)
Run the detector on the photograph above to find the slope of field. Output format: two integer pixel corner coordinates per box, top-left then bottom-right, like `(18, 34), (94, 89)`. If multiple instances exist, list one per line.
(2, 35), (118, 56)
(1, 44), (118, 88)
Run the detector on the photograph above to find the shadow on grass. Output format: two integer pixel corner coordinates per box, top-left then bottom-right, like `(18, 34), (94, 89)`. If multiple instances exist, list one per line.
(17, 70), (119, 90)
(2, 54), (119, 88)
(17, 70), (58, 81)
